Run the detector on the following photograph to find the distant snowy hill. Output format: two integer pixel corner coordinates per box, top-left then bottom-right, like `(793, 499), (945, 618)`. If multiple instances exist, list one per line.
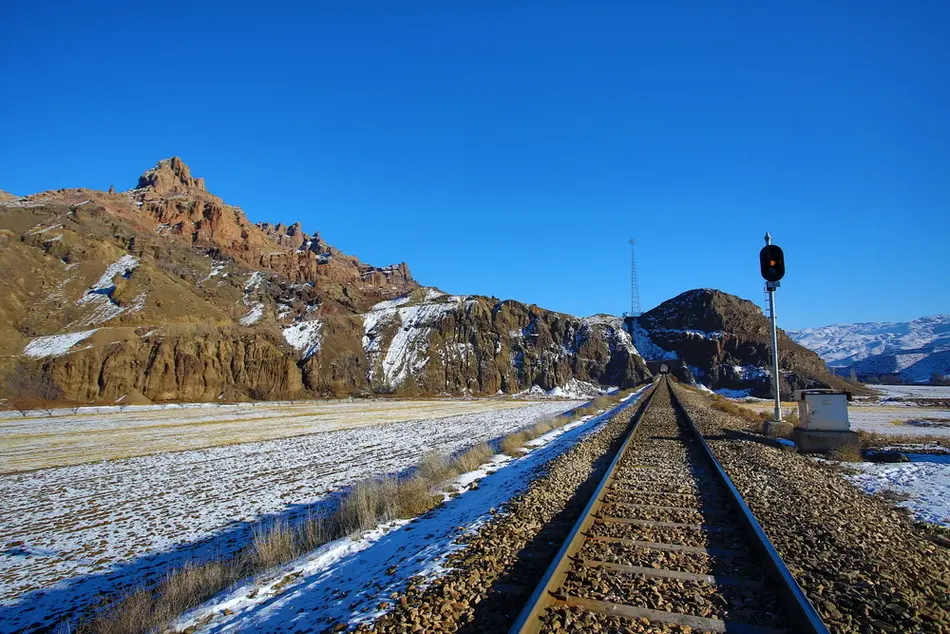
(788, 315), (950, 383)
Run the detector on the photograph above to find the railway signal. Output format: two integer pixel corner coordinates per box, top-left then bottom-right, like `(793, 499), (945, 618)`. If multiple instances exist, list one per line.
(759, 243), (785, 282)
(761, 233), (783, 425)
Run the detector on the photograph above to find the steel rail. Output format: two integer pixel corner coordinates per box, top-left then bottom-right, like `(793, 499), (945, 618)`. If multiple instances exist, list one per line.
(507, 379), (662, 634)
(508, 376), (831, 634)
(667, 382), (830, 634)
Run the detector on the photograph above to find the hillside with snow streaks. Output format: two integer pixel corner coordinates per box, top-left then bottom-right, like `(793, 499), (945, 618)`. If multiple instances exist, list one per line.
(282, 321), (323, 359)
(789, 314), (950, 382)
(363, 294), (472, 387)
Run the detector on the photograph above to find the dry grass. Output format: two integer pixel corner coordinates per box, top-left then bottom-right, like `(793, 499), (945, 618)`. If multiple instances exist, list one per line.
(418, 451), (455, 482)
(299, 510), (333, 551)
(500, 431), (528, 456)
(830, 443), (863, 462)
(251, 520), (297, 569)
(857, 430), (950, 450)
(454, 442), (492, 473)
(393, 475), (441, 517)
(338, 476), (398, 533)
(78, 388), (638, 634)
(85, 561), (235, 634)
(709, 395), (764, 423)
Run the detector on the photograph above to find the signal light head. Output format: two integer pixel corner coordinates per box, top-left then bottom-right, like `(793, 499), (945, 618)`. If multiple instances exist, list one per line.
(759, 245), (785, 282)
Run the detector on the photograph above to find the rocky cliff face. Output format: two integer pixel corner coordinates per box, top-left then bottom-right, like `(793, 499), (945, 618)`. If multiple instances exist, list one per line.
(1, 158), (650, 404)
(631, 289), (861, 397)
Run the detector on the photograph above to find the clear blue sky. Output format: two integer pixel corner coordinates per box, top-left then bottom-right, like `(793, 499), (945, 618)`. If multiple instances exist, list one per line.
(2, 2), (948, 330)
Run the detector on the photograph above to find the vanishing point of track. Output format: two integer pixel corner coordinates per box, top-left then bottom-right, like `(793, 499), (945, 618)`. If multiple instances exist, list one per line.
(510, 376), (830, 634)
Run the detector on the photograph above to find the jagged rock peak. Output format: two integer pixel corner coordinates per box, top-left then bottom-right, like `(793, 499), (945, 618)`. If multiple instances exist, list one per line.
(0, 189), (18, 201)
(136, 157), (206, 193)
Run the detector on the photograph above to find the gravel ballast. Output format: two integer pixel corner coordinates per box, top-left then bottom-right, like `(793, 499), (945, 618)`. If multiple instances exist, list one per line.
(351, 389), (653, 633)
(358, 383), (950, 633)
(674, 384), (950, 633)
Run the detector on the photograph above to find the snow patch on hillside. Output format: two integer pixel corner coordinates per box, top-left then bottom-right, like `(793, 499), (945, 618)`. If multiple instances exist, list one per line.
(240, 303), (264, 326)
(582, 315), (639, 355)
(282, 321), (323, 359)
(363, 295), (469, 387)
(23, 330), (99, 359)
(80, 255), (139, 299)
(72, 256), (145, 326)
(239, 272), (266, 325)
(631, 322), (677, 360)
(244, 271), (265, 291)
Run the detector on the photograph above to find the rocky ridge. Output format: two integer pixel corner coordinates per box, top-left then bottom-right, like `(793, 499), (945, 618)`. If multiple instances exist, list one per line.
(0, 158), (650, 403)
(631, 289), (859, 397)
(789, 314), (950, 383)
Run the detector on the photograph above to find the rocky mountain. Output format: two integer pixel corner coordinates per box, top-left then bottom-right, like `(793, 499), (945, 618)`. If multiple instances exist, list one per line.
(630, 289), (860, 398)
(788, 315), (950, 383)
(0, 158), (650, 405)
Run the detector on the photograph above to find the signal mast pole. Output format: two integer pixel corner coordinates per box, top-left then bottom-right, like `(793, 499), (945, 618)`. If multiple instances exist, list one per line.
(763, 232), (782, 423)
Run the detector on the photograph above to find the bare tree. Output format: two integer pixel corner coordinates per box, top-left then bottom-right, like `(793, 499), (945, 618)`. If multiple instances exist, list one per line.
(3, 363), (63, 416)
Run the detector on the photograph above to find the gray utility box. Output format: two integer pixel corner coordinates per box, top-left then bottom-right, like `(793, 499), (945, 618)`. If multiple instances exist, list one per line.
(795, 389), (851, 431)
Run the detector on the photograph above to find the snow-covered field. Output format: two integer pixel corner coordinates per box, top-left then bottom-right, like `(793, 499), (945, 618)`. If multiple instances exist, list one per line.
(867, 384), (950, 400)
(0, 399), (581, 632)
(170, 389), (646, 634)
(844, 454), (950, 526)
(727, 393), (950, 438)
(847, 407), (950, 437)
(0, 399), (565, 473)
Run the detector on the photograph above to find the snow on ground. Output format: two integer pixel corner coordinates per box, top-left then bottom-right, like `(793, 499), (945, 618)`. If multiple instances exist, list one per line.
(0, 400), (582, 632)
(847, 408), (950, 437)
(868, 384), (950, 400)
(0, 400), (577, 474)
(282, 320), (323, 359)
(545, 378), (617, 399)
(844, 454), (950, 526)
(725, 393), (950, 438)
(170, 389), (647, 634)
(22, 329), (99, 359)
(512, 379), (616, 400)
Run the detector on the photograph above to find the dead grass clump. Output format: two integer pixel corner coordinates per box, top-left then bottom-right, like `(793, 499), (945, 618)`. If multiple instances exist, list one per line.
(155, 561), (233, 622)
(856, 430), (949, 450)
(830, 443), (863, 462)
(710, 395), (761, 423)
(522, 419), (555, 442)
(299, 510), (334, 552)
(418, 451), (457, 483)
(500, 432), (527, 456)
(394, 475), (441, 518)
(455, 442), (493, 473)
(251, 521), (297, 569)
(338, 477), (398, 533)
(86, 561), (233, 634)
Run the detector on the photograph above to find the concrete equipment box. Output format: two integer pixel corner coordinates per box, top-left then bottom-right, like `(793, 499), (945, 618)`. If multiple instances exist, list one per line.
(794, 389), (851, 431)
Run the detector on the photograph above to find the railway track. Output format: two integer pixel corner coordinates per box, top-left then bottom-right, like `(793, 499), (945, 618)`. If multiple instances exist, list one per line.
(510, 377), (830, 634)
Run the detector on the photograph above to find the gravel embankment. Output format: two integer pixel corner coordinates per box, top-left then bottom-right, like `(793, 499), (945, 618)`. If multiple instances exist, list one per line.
(673, 385), (950, 634)
(351, 389), (653, 633)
